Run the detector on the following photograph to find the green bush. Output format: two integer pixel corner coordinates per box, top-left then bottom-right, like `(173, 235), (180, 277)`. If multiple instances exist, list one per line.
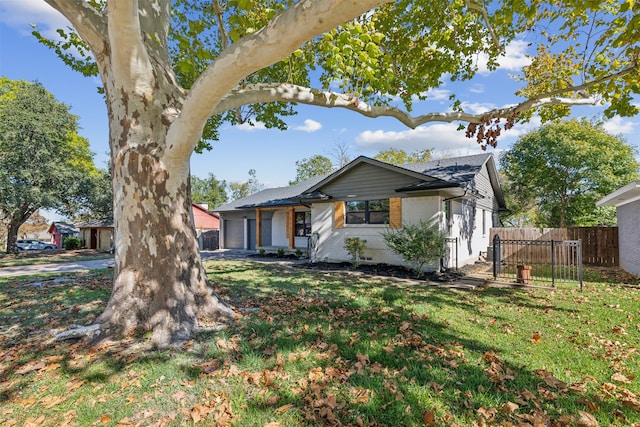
(381, 220), (446, 277)
(343, 237), (367, 268)
(63, 237), (82, 250)
(277, 248), (285, 257)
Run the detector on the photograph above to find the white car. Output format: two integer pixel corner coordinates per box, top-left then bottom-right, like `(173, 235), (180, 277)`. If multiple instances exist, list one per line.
(16, 239), (56, 251)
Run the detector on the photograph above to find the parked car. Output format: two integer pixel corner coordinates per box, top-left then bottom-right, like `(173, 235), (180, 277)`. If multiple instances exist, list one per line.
(16, 239), (56, 251)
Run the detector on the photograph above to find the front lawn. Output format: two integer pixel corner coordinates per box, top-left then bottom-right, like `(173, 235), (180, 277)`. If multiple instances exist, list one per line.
(0, 260), (638, 426)
(0, 249), (112, 268)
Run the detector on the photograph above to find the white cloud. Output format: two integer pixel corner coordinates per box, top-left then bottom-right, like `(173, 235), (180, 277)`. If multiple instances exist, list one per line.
(468, 84), (485, 94)
(459, 101), (497, 115)
(355, 124), (485, 156)
(236, 121), (267, 132)
(0, 0), (70, 38)
(423, 88), (451, 101)
(294, 119), (322, 132)
(603, 116), (637, 135)
(476, 39), (532, 75)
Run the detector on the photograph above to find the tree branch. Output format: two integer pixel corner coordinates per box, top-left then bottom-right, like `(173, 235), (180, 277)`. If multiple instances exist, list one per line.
(167, 0), (391, 161)
(43, 0), (106, 54)
(465, 0), (500, 49)
(211, 63), (636, 128)
(107, 0), (155, 95)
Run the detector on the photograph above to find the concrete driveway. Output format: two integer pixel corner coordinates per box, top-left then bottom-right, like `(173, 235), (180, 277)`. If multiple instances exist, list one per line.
(0, 258), (116, 278)
(0, 249), (263, 278)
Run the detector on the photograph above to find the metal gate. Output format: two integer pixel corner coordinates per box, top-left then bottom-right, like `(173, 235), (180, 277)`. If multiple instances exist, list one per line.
(201, 230), (219, 250)
(492, 235), (583, 290)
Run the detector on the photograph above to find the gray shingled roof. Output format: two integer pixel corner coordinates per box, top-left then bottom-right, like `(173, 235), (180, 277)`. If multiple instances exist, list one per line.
(401, 153), (493, 184)
(214, 174), (328, 212)
(214, 153), (501, 211)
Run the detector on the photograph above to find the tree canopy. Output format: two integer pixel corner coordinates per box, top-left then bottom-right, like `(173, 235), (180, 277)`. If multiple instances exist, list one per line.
(191, 173), (228, 209)
(0, 78), (102, 253)
(289, 155), (334, 185)
(500, 119), (639, 228)
(373, 148), (432, 166)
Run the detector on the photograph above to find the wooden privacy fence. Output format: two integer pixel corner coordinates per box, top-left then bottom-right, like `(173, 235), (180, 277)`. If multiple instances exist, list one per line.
(490, 227), (618, 267)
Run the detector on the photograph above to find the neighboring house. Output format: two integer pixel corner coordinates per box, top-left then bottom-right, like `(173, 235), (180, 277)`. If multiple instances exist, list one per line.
(192, 203), (221, 250)
(77, 218), (114, 252)
(597, 181), (640, 276)
(215, 153), (506, 270)
(47, 222), (79, 249)
(76, 204), (220, 253)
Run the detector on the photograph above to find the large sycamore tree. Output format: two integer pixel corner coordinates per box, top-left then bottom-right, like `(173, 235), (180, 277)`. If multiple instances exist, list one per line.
(38, 0), (638, 347)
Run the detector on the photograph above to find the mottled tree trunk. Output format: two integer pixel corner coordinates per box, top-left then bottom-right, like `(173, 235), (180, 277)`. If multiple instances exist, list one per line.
(93, 100), (235, 348)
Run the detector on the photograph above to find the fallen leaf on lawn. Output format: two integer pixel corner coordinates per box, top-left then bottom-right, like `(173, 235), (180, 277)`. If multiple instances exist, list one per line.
(15, 361), (46, 375)
(99, 414), (112, 423)
(611, 372), (632, 383)
(275, 403), (293, 414)
(501, 401), (519, 414)
(41, 395), (66, 409)
(576, 410), (600, 427)
(423, 410), (436, 425)
(531, 333), (542, 343)
(264, 423), (281, 427)
(23, 416), (46, 427)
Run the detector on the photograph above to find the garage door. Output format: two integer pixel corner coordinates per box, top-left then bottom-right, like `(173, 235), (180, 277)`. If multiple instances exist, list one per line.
(223, 220), (244, 249)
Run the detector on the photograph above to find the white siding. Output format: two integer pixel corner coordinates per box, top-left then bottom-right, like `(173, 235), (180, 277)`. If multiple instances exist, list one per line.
(271, 210), (288, 247)
(312, 196), (442, 269)
(618, 200), (640, 276)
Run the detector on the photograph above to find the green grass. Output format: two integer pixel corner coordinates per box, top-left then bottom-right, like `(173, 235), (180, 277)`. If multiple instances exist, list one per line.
(1, 260), (638, 426)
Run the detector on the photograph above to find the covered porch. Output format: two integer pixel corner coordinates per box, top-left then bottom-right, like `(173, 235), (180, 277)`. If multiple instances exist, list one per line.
(254, 205), (311, 256)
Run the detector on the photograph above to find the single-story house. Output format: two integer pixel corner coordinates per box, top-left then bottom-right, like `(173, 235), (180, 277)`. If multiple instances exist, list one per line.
(47, 222), (79, 249)
(597, 180), (640, 276)
(214, 153), (506, 270)
(77, 218), (114, 252)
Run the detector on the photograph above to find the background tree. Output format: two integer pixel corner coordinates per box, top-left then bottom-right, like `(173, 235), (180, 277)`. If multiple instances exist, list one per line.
(373, 148), (432, 165)
(229, 169), (263, 200)
(0, 79), (98, 254)
(500, 119), (639, 227)
(17, 211), (49, 239)
(289, 154), (333, 185)
(191, 173), (228, 209)
(36, 0), (639, 346)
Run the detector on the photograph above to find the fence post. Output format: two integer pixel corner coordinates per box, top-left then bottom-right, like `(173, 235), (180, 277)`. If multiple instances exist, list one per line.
(551, 239), (555, 288)
(493, 234), (500, 279)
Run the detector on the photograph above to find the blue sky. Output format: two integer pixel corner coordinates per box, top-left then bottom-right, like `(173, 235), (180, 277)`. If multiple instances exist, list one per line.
(1, 0), (639, 193)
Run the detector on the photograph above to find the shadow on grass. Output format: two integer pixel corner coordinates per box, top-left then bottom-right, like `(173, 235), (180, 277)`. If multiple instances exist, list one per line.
(0, 260), (636, 426)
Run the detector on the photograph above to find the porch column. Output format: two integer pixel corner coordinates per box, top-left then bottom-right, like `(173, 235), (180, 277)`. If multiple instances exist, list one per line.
(256, 208), (262, 247)
(288, 207), (295, 249)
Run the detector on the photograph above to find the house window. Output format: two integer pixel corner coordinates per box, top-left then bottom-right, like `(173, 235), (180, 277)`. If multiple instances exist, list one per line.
(445, 200), (453, 233)
(295, 211), (311, 236)
(346, 199), (389, 224)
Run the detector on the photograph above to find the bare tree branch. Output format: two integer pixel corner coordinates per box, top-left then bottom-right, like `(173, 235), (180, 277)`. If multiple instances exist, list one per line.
(212, 64), (636, 128)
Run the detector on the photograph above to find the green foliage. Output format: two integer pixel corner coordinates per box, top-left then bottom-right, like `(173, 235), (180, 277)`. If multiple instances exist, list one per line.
(289, 155), (333, 185)
(500, 119), (639, 227)
(373, 148), (432, 166)
(229, 169), (262, 200)
(191, 173), (228, 209)
(63, 237), (82, 250)
(276, 248), (285, 257)
(0, 78), (101, 253)
(381, 221), (446, 276)
(343, 237), (367, 268)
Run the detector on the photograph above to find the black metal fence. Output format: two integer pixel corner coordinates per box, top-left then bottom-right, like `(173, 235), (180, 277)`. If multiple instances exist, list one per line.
(492, 235), (583, 291)
(200, 230), (220, 250)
